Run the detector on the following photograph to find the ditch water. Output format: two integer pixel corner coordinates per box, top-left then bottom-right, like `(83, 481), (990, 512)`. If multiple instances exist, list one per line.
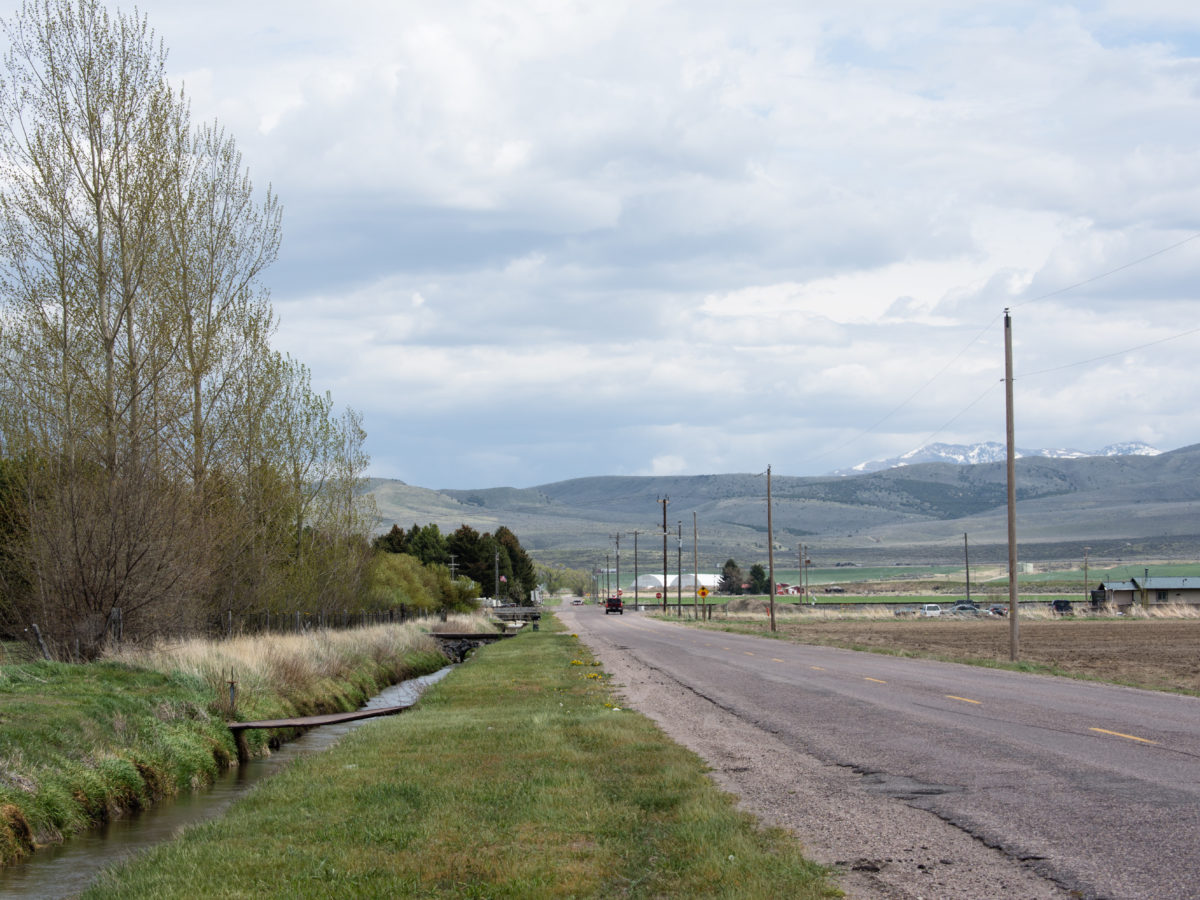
(0, 665), (454, 899)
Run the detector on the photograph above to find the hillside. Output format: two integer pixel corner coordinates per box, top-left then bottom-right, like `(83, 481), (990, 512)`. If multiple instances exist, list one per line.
(368, 444), (1200, 570)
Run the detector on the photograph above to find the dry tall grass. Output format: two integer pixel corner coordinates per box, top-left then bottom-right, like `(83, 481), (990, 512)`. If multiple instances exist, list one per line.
(107, 613), (492, 711)
(1125, 601), (1200, 619)
(712, 600), (1200, 623)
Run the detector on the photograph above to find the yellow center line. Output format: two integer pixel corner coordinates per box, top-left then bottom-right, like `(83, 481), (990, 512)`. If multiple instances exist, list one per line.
(810, 666), (825, 671)
(1090, 727), (1157, 745)
(772, 658), (785, 663)
(864, 677), (887, 684)
(744, 651), (756, 657)
(946, 695), (982, 705)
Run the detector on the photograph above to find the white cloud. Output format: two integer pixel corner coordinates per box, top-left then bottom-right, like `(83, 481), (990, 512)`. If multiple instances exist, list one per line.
(6, 0), (1200, 486)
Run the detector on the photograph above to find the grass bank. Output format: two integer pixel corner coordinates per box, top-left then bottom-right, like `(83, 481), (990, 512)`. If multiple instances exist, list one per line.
(0, 618), (481, 865)
(83, 617), (837, 899)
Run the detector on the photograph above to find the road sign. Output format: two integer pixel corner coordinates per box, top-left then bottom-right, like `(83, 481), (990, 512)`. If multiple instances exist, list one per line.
(698, 588), (709, 598)
(655, 592), (662, 599)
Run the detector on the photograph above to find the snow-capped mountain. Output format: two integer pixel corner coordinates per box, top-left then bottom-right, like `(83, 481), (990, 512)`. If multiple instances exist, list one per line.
(833, 441), (1161, 476)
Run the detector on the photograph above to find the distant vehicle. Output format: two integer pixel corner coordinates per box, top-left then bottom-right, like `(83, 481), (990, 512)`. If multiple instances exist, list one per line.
(949, 604), (981, 616)
(824, 585), (845, 594)
(920, 604), (942, 617)
(605, 596), (624, 615)
(571, 599), (583, 605)
(893, 607), (917, 617)
(1050, 598), (1074, 615)
(987, 604), (1008, 617)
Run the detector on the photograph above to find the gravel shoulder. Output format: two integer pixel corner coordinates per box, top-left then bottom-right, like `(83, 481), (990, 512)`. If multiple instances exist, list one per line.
(559, 607), (1071, 900)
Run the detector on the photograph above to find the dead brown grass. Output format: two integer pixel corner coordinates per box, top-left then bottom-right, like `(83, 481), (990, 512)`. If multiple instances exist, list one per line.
(749, 617), (1200, 695)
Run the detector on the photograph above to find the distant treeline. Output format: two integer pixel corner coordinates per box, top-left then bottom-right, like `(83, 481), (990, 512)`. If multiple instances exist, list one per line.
(374, 523), (537, 604)
(0, 1), (377, 656)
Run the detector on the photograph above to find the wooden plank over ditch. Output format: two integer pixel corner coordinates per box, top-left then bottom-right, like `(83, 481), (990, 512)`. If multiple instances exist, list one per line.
(227, 704), (413, 763)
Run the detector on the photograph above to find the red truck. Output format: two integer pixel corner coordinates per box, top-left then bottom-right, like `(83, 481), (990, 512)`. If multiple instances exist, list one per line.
(605, 596), (624, 615)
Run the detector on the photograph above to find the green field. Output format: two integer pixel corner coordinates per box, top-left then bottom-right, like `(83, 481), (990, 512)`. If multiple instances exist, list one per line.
(83, 620), (836, 899)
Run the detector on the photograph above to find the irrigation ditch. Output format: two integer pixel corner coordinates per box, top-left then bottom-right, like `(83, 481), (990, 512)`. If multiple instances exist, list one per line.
(0, 666), (455, 899)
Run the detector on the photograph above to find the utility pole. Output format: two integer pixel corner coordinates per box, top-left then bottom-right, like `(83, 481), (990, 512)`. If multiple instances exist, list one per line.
(1083, 546), (1091, 607)
(963, 533), (971, 607)
(805, 550), (812, 603)
(658, 497), (669, 612)
(495, 551), (500, 603)
(767, 464), (776, 632)
(799, 543), (805, 603)
(676, 521), (683, 616)
(605, 552), (611, 596)
(693, 511), (699, 620)
(628, 530), (642, 605)
(1005, 309), (1019, 661)
(612, 533), (621, 601)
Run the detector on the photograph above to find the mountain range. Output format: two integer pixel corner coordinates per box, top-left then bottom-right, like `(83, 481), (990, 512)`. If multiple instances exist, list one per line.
(368, 442), (1200, 571)
(832, 441), (1161, 475)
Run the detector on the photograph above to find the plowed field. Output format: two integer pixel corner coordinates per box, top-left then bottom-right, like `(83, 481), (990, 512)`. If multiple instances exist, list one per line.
(758, 618), (1200, 695)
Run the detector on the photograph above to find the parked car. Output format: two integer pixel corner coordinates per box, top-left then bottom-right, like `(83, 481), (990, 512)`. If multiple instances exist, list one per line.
(1050, 598), (1074, 615)
(893, 607), (917, 617)
(949, 604), (981, 616)
(920, 604), (942, 617)
(571, 599), (583, 605)
(605, 596), (624, 615)
(986, 604), (1007, 617)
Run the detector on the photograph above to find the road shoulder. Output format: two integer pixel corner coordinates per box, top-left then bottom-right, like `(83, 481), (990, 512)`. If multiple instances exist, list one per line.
(562, 608), (1070, 900)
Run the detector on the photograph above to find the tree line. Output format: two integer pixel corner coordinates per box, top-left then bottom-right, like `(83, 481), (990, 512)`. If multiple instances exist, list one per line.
(374, 523), (538, 605)
(0, 0), (374, 657)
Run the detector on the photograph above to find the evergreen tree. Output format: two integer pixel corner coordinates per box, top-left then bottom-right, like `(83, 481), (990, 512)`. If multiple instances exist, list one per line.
(748, 563), (769, 594)
(719, 559), (744, 595)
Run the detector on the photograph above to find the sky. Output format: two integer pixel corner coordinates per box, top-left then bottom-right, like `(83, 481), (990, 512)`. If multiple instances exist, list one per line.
(7, 1), (1200, 489)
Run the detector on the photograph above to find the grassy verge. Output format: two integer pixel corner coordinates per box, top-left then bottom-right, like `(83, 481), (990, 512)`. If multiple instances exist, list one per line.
(83, 617), (837, 899)
(0, 619), (476, 865)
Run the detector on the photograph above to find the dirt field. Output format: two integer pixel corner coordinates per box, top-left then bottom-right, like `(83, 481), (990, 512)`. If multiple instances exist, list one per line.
(710, 617), (1200, 695)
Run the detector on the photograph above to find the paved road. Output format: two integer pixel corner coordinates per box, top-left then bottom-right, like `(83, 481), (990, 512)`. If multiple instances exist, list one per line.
(569, 605), (1200, 899)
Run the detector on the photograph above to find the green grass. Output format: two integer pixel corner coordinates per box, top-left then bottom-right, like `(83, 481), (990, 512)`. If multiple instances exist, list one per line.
(83, 619), (838, 900)
(0, 625), (451, 865)
(0, 660), (236, 861)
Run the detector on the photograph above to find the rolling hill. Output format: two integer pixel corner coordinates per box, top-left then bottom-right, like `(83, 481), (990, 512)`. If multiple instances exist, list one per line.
(368, 443), (1200, 570)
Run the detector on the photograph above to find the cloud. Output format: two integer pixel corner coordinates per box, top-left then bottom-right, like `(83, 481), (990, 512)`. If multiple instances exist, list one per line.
(7, 0), (1200, 487)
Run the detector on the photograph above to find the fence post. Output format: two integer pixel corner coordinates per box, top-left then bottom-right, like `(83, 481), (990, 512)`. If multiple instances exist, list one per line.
(30, 623), (51, 660)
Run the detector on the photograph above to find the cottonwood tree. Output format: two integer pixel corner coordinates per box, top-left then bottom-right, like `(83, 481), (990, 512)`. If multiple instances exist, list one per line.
(0, 1), (371, 654)
(0, 0), (198, 653)
(160, 119), (281, 493)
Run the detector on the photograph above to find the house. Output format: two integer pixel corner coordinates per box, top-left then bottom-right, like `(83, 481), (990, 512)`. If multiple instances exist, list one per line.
(1096, 576), (1200, 611)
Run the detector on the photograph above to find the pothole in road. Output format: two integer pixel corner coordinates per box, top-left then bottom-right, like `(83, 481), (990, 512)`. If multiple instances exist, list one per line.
(859, 773), (965, 802)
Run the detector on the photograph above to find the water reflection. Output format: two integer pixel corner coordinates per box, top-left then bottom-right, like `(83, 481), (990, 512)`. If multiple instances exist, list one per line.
(0, 666), (453, 899)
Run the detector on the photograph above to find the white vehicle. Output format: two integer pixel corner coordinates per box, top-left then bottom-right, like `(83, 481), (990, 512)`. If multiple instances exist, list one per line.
(920, 604), (942, 617)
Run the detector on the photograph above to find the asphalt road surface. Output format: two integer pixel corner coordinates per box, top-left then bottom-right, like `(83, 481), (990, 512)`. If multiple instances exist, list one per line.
(561, 604), (1200, 899)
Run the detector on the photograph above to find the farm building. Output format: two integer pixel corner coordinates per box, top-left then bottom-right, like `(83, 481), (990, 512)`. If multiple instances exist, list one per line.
(673, 573), (721, 590)
(1095, 576), (1200, 610)
(633, 573), (721, 590)
(634, 574), (669, 589)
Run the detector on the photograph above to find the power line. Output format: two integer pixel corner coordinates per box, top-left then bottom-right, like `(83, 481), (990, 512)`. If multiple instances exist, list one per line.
(1013, 231), (1200, 309)
(800, 230), (1200, 469)
(1020, 325), (1200, 379)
